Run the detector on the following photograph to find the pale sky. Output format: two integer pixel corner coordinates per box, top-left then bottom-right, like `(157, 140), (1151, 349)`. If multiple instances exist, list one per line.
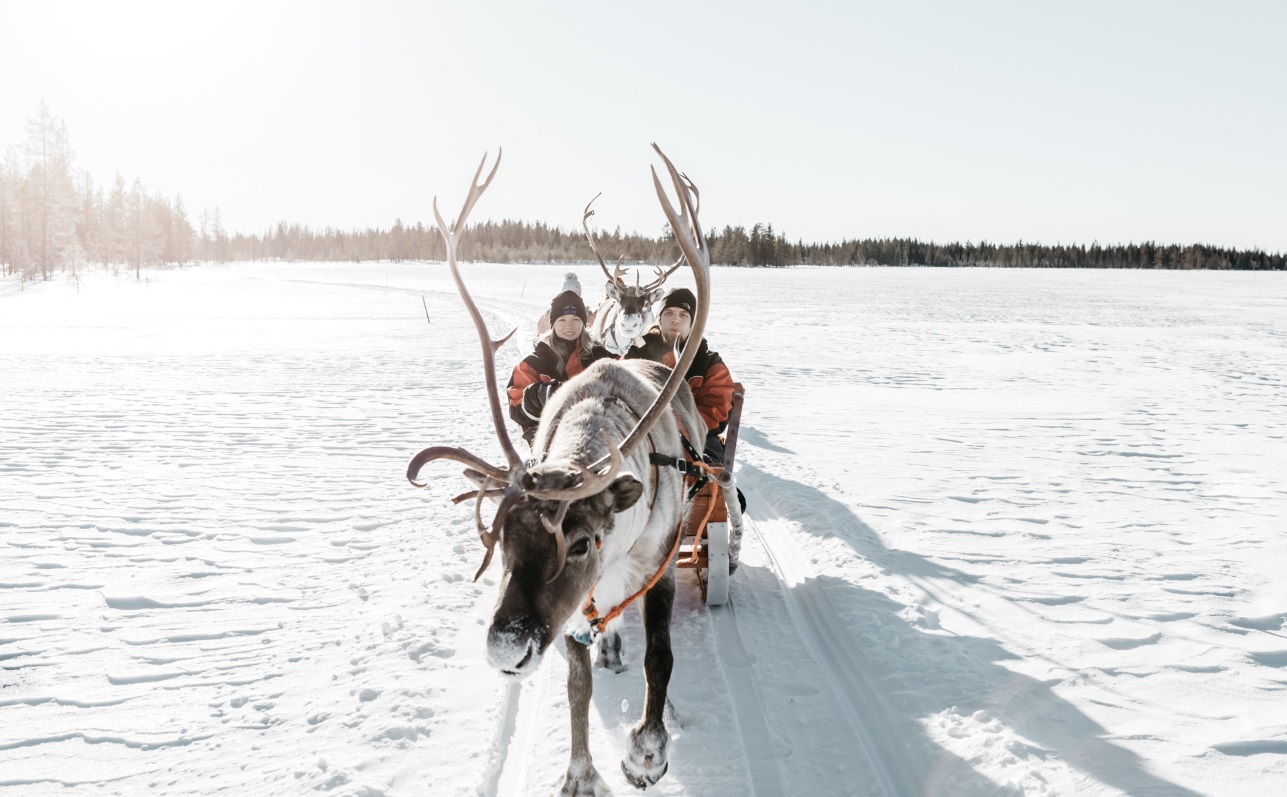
(3, 0), (1284, 251)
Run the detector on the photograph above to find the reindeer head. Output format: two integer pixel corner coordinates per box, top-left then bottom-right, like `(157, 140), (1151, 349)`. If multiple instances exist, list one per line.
(484, 455), (643, 677)
(407, 145), (710, 681)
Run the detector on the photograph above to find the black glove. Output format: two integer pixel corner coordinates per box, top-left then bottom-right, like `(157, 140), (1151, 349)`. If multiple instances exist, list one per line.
(521, 379), (563, 419)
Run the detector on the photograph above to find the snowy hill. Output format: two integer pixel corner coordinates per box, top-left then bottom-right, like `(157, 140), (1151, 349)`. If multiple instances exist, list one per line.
(2, 262), (1285, 796)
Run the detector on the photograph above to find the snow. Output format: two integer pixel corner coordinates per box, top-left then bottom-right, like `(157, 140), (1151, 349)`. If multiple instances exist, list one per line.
(2, 261), (1285, 796)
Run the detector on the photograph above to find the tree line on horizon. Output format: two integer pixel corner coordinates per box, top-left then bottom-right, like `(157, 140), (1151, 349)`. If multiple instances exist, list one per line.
(3, 104), (1283, 281)
(0, 102), (230, 282)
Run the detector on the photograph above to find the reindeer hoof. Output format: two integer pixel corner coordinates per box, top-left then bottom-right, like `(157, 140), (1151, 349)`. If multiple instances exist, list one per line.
(558, 763), (612, 796)
(595, 630), (627, 673)
(621, 760), (667, 790)
(621, 725), (669, 790)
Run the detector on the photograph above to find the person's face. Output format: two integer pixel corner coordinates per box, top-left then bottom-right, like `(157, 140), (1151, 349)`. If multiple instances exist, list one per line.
(553, 314), (583, 341)
(659, 307), (692, 342)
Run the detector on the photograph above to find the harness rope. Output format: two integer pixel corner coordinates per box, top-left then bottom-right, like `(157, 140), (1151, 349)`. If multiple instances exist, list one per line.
(578, 513), (683, 642)
(679, 460), (722, 566)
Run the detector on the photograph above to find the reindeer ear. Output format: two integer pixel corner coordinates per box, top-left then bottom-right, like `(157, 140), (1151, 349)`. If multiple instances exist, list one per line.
(607, 473), (643, 512)
(606, 282), (622, 301)
(646, 287), (665, 305)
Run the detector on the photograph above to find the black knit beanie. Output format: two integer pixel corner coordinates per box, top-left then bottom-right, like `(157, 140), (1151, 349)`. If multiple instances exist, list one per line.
(549, 290), (587, 324)
(661, 287), (696, 316)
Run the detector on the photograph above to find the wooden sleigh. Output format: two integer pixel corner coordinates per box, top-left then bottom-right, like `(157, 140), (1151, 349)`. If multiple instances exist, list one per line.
(677, 382), (746, 606)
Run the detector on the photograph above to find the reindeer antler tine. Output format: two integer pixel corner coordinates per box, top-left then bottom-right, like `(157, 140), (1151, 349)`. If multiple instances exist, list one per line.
(540, 501), (570, 535)
(432, 197), (450, 245)
(490, 491), (523, 539)
(408, 445), (509, 487)
(541, 501), (570, 583)
(682, 173), (700, 217)
(492, 327), (517, 353)
(473, 477), (494, 541)
(583, 193), (619, 284)
(453, 149), (502, 234)
(643, 253), (684, 292)
(470, 489), (523, 581)
(650, 166), (682, 235)
(547, 529), (567, 583)
(651, 144), (704, 246)
(452, 488), (507, 505)
(472, 544), (496, 582)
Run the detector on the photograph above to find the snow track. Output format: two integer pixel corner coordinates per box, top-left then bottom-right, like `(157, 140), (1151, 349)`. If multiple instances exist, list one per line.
(740, 516), (921, 797)
(707, 602), (792, 796)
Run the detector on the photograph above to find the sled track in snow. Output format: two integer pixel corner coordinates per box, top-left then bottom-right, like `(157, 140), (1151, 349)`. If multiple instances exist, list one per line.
(486, 656), (556, 797)
(709, 517), (923, 797)
(708, 596), (793, 796)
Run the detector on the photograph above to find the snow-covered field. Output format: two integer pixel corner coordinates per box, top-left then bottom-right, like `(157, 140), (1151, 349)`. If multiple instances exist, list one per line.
(3, 261), (1285, 797)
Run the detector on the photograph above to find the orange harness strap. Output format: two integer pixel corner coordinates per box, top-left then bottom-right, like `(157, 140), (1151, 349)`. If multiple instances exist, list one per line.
(684, 463), (725, 563)
(580, 514), (683, 640)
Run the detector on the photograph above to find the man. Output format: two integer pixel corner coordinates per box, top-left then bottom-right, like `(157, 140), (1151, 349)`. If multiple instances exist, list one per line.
(625, 287), (735, 465)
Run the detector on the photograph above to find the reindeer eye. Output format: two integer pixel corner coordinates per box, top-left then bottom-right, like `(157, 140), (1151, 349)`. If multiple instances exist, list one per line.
(568, 538), (591, 558)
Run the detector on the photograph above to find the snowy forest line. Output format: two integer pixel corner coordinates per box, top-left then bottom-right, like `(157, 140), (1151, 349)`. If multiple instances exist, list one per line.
(3, 103), (1284, 283)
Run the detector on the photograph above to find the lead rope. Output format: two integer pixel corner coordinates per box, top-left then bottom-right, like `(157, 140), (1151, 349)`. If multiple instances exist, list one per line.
(681, 460), (722, 566)
(577, 516), (682, 645)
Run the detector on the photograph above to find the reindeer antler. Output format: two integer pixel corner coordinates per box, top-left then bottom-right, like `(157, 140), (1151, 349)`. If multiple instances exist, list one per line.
(429, 150), (524, 474)
(406, 149), (532, 578)
(583, 194), (627, 287)
(643, 255), (684, 293)
(643, 174), (697, 292)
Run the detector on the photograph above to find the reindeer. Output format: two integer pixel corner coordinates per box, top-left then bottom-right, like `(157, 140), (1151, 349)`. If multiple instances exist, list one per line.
(407, 145), (711, 795)
(583, 194), (685, 356)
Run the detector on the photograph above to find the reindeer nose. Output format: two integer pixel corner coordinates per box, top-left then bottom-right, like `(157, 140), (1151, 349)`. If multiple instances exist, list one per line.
(487, 619), (544, 676)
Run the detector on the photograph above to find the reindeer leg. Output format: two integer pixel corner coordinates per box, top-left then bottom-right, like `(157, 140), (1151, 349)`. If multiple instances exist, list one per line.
(595, 628), (627, 673)
(559, 634), (611, 797)
(621, 570), (674, 789)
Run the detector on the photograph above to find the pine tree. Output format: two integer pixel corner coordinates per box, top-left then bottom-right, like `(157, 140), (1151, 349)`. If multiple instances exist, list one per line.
(23, 101), (78, 279)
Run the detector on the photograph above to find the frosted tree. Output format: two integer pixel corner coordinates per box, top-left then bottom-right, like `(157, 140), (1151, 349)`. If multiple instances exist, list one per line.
(24, 101), (78, 279)
(105, 173), (128, 267)
(211, 207), (226, 264)
(75, 170), (103, 265)
(196, 207), (211, 262)
(125, 178), (164, 278)
(0, 151), (18, 276)
(168, 194), (194, 264)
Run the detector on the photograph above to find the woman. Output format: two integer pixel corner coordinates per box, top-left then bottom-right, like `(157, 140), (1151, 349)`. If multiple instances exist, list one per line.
(508, 289), (613, 445)
(534, 272), (594, 340)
